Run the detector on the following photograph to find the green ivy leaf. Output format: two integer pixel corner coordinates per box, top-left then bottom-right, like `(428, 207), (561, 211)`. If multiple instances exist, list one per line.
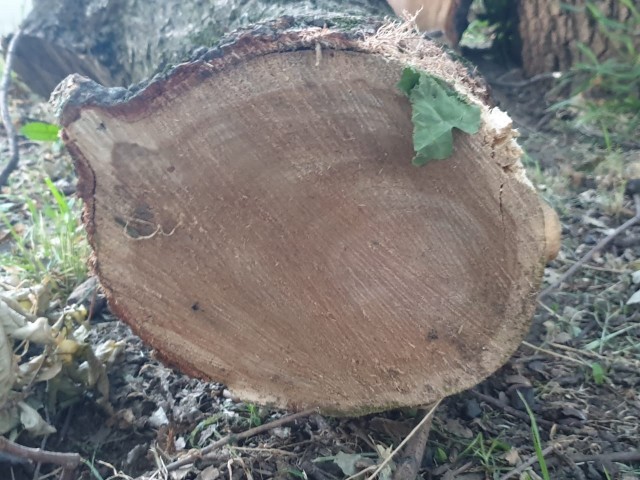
(20, 122), (60, 142)
(397, 67), (421, 95)
(397, 67), (481, 166)
(435, 447), (448, 463)
(591, 362), (606, 385)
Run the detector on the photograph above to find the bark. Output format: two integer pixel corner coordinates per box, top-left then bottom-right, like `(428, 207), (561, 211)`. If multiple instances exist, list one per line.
(386, 0), (473, 44)
(14, 0), (392, 97)
(517, 0), (639, 75)
(50, 17), (554, 413)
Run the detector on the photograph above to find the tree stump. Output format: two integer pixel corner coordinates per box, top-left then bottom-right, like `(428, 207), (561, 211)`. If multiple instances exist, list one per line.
(52, 16), (555, 414)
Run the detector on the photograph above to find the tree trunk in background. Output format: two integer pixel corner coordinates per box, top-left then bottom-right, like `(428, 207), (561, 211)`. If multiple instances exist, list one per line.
(13, 0), (392, 97)
(517, 0), (638, 75)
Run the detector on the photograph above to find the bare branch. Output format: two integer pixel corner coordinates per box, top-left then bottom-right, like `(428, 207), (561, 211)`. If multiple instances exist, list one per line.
(0, 435), (81, 470)
(162, 408), (317, 473)
(539, 194), (640, 300)
(0, 29), (23, 187)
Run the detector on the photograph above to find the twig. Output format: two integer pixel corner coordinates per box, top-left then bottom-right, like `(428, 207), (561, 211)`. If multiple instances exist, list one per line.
(0, 435), (81, 475)
(32, 431), (49, 480)
(391, 407), (434, 480)
(571, 450), (640, 465)
(578, 124), (640, 150)
(470, 391), (573, 434)
(553, 446), (587, 480)
(163, 408), (317, 473)
(365, 399), (441, 480)
(498, 445), (555, 480)
(492, 71), (563, 88)
(301, 459), (339, 480)
(521, 340), (589, 366)
(539, 194), (640, 299)
(548, 342), (640, 370)
(0, 29), (23, 187)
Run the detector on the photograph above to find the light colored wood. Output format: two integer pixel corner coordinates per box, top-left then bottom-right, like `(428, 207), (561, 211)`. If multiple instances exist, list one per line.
(386, 0), (466, 44)
(56, 30), (547, 414)
(542, 201), (561, 262)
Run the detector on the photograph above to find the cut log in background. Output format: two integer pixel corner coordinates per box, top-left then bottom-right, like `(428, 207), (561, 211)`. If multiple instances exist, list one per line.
(50, 0), (558, 413)
(10, 0), (393, 98)
(518, 0), (640, 76)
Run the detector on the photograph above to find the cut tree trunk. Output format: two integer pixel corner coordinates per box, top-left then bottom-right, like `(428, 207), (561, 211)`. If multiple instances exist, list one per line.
(51, 13), (556, 414)
(518, 0), (639, 75)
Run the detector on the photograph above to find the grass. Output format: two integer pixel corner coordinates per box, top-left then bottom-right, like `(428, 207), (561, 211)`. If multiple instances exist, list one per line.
(0, 176), (89, 295)
(245, 403), (263, 428)
(460, 432), (511, 477)
(518, 392), (551, 480)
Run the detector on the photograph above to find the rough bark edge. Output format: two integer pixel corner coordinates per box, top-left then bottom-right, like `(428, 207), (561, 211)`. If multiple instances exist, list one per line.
(50, 16), (491, 126)
(52, 17), (546, 410)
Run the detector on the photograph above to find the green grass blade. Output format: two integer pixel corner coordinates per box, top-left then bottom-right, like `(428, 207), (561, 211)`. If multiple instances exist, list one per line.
(518, 391), (551, 480)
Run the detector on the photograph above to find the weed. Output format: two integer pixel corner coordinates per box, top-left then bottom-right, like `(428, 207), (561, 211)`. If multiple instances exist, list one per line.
(82, 457), (105, 480)
(460, 432), (511, 476)
(0, 177), (89, 295)
(246, 403), (262, 427)
(286, 469), (308, 479)
(518, 391), (551, 480)
(188, 413), (222, 447)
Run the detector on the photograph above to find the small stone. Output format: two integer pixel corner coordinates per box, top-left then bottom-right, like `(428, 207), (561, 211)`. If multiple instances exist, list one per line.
(508, 387), (536, 411)
(197, 466), (220, 480)
(463, 399), (482, 419)
(148, 407), (169, 427)
(271, 426), (290, 439)
(125, 443), (147, 467)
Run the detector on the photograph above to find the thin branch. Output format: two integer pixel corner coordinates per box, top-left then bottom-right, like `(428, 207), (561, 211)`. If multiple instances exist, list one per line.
(492, 71), (563, 88)
(0, 435), (81, 470)
(521, 340), (589, 366)
(578, 124), (640, 150)
(163, 408), (317, 473)
(391, 406), (434, 480)
(365, 399), (441, 480)
(0, 29), (23, 187)
(553, 446), (587, 480)
(571, 450), (640, 465)
(539, 194), (640, 299)
(470, 391), (573, 434)
(498, 445), (555, 480)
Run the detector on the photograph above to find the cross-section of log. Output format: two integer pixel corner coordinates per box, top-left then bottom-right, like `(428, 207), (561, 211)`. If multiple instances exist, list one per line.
(52, 19), (554, 414)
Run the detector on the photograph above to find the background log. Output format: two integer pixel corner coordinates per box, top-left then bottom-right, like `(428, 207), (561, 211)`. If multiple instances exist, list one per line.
(517, 0), (640, 75)
(52, 17), (550, 414)
(12, 0), (393, 98)
(8, 0), (638, 94)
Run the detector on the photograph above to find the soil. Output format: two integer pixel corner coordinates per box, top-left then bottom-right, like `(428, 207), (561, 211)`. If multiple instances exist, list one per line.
(1, 46), (639, 480)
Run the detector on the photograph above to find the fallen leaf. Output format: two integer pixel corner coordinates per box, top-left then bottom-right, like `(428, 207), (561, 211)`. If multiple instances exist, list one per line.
(443, 418), (474, 439)
(333, 452), (362, 476)
(149, 406), (169, 427)
(504, 448), (521, 466)
(11, 317), (53, 344)
(627, 289), (640, 304)
(18, 401), (56, 436)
